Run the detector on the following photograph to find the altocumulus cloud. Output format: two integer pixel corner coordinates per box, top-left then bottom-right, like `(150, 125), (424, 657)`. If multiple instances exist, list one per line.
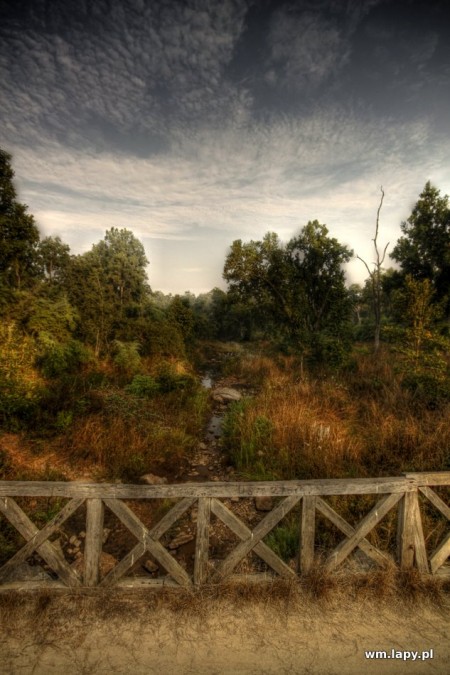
(1, 0), (449, 293)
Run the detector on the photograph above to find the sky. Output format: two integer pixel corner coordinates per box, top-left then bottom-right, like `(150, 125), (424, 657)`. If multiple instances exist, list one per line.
(1, 0), (450, 295)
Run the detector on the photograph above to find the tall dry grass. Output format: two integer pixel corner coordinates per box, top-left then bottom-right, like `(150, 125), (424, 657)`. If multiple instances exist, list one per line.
(223, 346), (450, 481)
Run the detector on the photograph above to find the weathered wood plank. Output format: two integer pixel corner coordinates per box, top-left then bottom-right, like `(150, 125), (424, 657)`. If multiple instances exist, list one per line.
(116, 576), (180, 588)
(419, 486), (450, 521)
(194, 497), (211, 586)
(214, 495), (301, 581)
(0, 476), (422, 498)
(211, 498), (296, 579)
(100, 497), (195, 587)
(100, 542), (146, 587)
(0, 497), (84, 583)
(430, 532), (450, 574)
(316, 498), (391, 567)
(103, 498), (192, 587)
(0, 497), (81, 587)
(299, 496), (315, 573)
(149, 497), (196, 539)
(84, 498), (104, 586)
(411, 492), (429, 573)
(327, 492), (402, 569)
(397, 492), (416, 569)
(405, 473), (450, 487)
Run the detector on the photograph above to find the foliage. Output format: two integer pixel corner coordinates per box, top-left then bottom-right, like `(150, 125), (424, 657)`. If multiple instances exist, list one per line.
(126, 374), (160, 397)
(111, 340), (142, 379)
(0, 321), (40, 426)
(0, 148), (40, 290)
(391, 181), (450, 316)
(224, 223), (353, 362)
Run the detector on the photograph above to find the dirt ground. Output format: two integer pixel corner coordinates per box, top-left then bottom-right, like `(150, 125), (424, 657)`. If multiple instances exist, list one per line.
(1, 593), (449, 675)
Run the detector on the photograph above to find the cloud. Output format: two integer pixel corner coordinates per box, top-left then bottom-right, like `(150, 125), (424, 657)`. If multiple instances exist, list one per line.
(266, 9), (350, 89)
(0, 0), (253, 151)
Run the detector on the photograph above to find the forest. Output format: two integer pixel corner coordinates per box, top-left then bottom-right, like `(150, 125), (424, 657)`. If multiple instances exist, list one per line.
(1, 145), (449, 493)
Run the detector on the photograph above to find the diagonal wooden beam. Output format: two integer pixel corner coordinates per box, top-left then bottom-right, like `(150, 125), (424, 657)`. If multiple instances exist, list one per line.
(419, 486), (450, 520)
(0, 497), (84, 583)
(100, 497), (195, 587)
(103, 498), (192, 587)
(214, 495), (301, 581)
(0, 497), (82, 587)
(315, 497), (390, 567)
(211, 498), (296, 579)
(430, 532), (450, 574)
(326, 492), (402, 569)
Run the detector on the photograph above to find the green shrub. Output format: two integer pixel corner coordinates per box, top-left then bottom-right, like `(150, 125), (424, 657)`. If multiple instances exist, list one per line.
(126, 374), (160, 397)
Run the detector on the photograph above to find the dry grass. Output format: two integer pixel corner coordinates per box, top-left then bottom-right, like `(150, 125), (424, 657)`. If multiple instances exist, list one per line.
(1, 568), (448, 635)
(224, 346), (450, 480)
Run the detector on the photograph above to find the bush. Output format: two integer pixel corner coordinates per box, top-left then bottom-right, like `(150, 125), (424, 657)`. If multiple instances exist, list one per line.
(126, 374), (160, 397)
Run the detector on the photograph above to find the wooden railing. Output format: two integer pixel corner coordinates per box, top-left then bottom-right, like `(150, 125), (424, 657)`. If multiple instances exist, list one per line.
(0, 472), (448, 590)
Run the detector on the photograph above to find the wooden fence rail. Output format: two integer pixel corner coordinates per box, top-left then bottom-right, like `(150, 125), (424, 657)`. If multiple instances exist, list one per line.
(0, 472), (448, 591)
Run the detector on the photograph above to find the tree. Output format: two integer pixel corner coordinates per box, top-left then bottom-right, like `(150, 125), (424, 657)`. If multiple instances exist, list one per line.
(0, 149), (40, 290)
(66, 228), (150, 355)
(36, 236), (71, 286)
(357, 188), (389, 353)
(224, 222), (353, 363)
(391, 182), (450, 316)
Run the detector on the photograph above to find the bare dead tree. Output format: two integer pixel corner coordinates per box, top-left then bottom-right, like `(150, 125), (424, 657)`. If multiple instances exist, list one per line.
(357, 187), (389, 354)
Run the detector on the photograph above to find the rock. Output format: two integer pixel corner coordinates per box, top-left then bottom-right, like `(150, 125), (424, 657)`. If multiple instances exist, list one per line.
(4, 562), (52, 582)
(198, 442), (207, 451)
(255, 496), (273, 512)
(144, 559), (158, 573)
(139, 473), (168, 485)
(102, 528), (111, 544)
(212, 387), (242, 402)
(72, 552), (117, 577)
(168, 533), (194, 550)
(79, 531), (86, 538)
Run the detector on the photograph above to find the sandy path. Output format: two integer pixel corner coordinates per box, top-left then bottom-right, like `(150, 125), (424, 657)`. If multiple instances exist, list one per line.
(1, 598), (449, 674)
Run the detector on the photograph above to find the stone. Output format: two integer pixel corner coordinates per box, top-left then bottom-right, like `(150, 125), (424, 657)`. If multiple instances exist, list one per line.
(102, 528), (111, 544)
(168, 533), (194, 550)
(4, 562), (52, 582)
(212, 387), (242, 402)
(144, 559), (158, 573)
(139, 473), (168, 485)
(72, 552), (117, 577)
(198, 442), (207, 450)
(79, 531), (86, 538)
(254, 496), (273, 512)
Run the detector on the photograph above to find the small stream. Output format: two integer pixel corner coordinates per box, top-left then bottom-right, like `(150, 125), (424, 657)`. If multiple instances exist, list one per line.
(201, 371), (224, 441)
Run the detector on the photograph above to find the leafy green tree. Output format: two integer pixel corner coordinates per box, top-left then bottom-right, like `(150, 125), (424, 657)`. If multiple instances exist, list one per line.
(167, 295), (195, 342)
(391, 182), (450, 316)
(0, 149), (40, 290)
(66, 228), (150, 354)
(36, 236), (71, 286)
(224, 223), (353, 362)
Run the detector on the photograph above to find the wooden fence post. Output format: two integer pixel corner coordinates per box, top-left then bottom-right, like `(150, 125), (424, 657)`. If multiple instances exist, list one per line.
(84, 498), (104, 586)
(397, 490), (428, 572)
(194, 497), (211, 585)
(299, 496), (315, 573)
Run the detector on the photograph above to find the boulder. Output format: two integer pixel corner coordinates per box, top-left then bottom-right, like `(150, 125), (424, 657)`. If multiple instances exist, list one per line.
(212, 387), (242, 402)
